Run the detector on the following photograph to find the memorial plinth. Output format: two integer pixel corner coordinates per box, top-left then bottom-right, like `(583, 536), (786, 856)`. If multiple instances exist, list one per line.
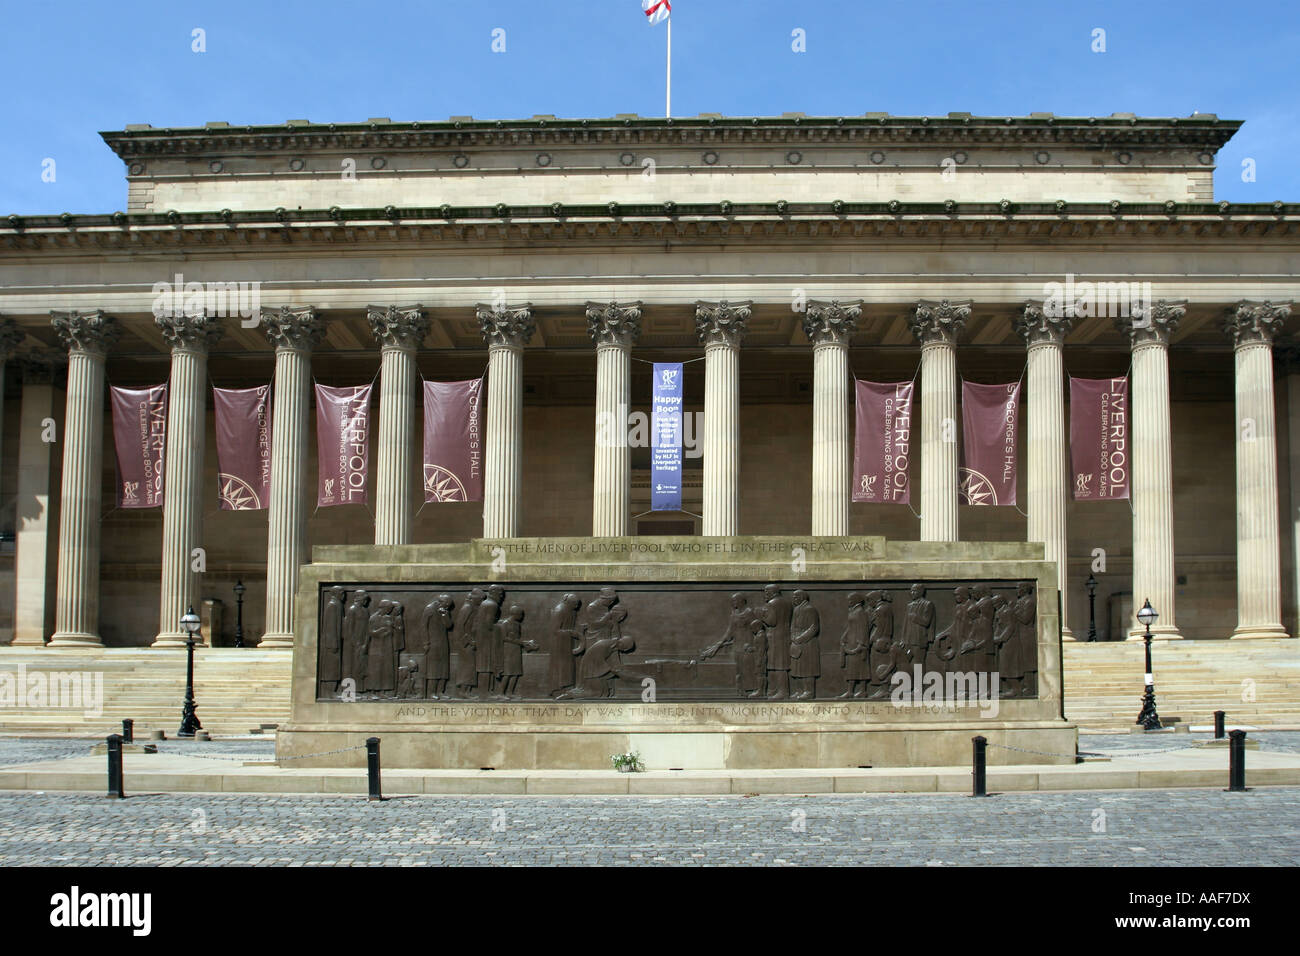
(277, 536), (1077, 769)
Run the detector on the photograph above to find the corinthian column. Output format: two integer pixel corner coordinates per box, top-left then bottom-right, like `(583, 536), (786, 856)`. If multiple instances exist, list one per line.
(13, 353), (66, 646)
(260, 307), (325, 647)
(48, 310), (120, 646)
(587, 302), (641, 536)
(1120, 300), (1184, 640)
(696, 301), (750, 536)
(910, 299), (970, 542)
(154, 312), (223, 647)
(1226, 301), (1291, 639)
(368, 305), (429, 546)
(1016, 303), (1075, 640)
(805, 300), (861, 536)
(478, 304), (535, 538)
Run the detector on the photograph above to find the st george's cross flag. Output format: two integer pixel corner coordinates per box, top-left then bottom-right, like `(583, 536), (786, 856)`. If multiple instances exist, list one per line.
(643, 0), (671, 25)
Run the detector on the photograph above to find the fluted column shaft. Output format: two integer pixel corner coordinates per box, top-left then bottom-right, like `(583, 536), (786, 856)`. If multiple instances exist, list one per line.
(593, 344), (631, 535)
(1126, 302), (1183, 639)
(479, 305), (534, 538)
(155, 342), (213, 646)
(805, 300), (860, 536)
(374, 346), (417, 545)
(49, 311), (118, 646)
(911, 300), (968, 542)
(484, 344), (523, 537)
(703, 342), (740, 535)
(588, 302), (641, 537)
(1227, 302), (1290, 639)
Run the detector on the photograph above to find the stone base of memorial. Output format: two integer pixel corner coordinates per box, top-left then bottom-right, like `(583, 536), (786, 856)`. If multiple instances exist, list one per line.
(277, 536), (1077, 770)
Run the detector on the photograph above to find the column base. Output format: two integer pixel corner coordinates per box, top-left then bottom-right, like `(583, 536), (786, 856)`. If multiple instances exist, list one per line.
(47, 631), (102, 647)
(9, 633), (49, 646)
(1125, 625), (1183, 641)
(1061, 626), (1077, 643)
(1230, 623), (1290, 640)
(259, 633), (295, 648)
(152, 632), (207, 648)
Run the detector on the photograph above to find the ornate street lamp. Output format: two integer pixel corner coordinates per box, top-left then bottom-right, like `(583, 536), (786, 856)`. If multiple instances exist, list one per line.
(1085, 574), (1098, 642)
(233, 579), (246, 648)
(1135, 599), (1161, 730)
(178, 606), (203, 738)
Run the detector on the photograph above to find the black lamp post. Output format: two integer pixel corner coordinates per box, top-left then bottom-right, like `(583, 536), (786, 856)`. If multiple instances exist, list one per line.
(1085, 573), (1098, 642)
(233, 579), (246, 648)
(178, 606), (203, 738)
(1135, 599), (1162, 730)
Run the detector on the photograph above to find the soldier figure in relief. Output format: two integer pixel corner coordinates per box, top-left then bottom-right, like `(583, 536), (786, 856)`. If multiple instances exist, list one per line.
(789, 589), (821, 700)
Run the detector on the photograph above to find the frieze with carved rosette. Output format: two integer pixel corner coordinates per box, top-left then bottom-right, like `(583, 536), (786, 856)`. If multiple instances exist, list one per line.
(803, 299), (862, 347)
(367, 305), (429, 351)
(477, 304), (536, 349)
(1224, 300), (1291, 350)
(695, 300), (751, 348)
(50, 310), (121, 356)
(156, 311), (224, 353)
(909, 299), (971, 346)
(1117, 299), (1185, 348)
(262, 305), (326, 352)
(1015, 302), (1075, 348)
(586, 301), (642, 348)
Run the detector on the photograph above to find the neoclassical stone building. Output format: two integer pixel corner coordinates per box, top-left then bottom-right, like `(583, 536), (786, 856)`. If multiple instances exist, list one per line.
(0, 113), (1296, 651)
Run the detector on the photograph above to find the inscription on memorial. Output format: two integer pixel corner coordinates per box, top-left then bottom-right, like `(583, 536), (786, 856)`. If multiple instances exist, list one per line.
(315, 580), (1038, 703)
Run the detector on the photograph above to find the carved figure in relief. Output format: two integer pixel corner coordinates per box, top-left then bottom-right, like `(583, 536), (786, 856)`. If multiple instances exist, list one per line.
(992, 593), (1018, 697)
(498, 604), (538, 699)
(318, 586), (346, 698)
(419, 594), (454, 698)
(739, 617), (768, 697)
(960, 584), (996, 673)
(789, 590), (821, 700)
(454, 587), (485, 698)
(931, 586), (970, 675)
(341, 589), (371, 695)
(365, 599), (404, 695)
(475, 587), (503, 699)
(867, 591), (898, 699)
(700, 593), (757, 697)
(396, 652), (424, 698)
(762, 584), (794, 700)
(837, 591), (869, 699)
(547, 593), (583, 697)
(902, 584), (935, 668)
(1013, 583), (1038, 697)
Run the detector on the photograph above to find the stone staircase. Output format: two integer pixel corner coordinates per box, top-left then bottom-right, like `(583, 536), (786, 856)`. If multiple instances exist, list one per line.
(1063, 639), (1300, 729)
(0, 641), (1296, 737)
(0, 646), (292, 736)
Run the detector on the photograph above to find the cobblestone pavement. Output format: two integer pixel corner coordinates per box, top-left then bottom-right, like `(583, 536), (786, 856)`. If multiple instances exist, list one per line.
(1, 787), (1297, 866)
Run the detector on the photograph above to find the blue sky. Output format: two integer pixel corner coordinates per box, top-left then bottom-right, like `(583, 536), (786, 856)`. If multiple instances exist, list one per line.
(2, 0), (1297, 214)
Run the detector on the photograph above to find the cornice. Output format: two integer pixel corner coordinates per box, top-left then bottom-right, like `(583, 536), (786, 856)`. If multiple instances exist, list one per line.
(3, 201), (1297, 256)
(98, 114), (1242, 159)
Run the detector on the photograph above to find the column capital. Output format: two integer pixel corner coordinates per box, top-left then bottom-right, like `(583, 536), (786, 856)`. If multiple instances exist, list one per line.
(1224, 300), (1291, 349)
(51, 309), (121, 356)
(803, 299), (862, 346)
(156, 311), (223, 353)
(1118, 299), (1185, 348)
(695, 300), (751, 348)
(586, 301), (642, 348)
(262, 305), (326, 351)
(19, 350), (67, 386)
(367, 304), (429, 351)
(477, 304), (535, 349)
(910, 299), (970, 346)
(1016, 302), (1075, 347)
(0, 317), (24, 360)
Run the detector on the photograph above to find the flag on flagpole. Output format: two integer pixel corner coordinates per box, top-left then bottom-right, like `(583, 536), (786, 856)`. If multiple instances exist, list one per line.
(642, 0), (671, 25)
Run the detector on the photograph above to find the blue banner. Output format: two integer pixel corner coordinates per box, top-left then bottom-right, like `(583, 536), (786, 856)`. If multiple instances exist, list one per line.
(651, 362), (684, 511)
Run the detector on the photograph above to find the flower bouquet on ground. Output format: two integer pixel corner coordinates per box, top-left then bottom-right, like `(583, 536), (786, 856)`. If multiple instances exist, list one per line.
(610, 751), (644, 773)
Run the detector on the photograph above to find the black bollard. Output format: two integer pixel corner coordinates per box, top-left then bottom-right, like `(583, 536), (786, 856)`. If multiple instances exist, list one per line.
(121, 719), (134, 744)
(106, 734), (125, 799)
(366, 737), (382, 802)
(1214, 711), (1225, 740)
(971, 735), (987, 797)
(1228, 730), (1247, 792)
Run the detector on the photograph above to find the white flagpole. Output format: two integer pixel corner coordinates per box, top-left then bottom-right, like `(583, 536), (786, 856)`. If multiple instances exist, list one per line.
(666, 16), (672, 118)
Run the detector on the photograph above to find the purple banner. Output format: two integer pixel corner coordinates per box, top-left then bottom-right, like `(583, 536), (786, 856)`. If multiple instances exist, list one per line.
(960, 380), (1020, 506)
(651, 362), (684, 512)
(852, 380), (914, 504)
(214, 385), (272, 510)
(315, 384), (372, 507)
(422, 378), (484, 503)
(110, 384), (168, 508)
(1069, 376), (1130, 500)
